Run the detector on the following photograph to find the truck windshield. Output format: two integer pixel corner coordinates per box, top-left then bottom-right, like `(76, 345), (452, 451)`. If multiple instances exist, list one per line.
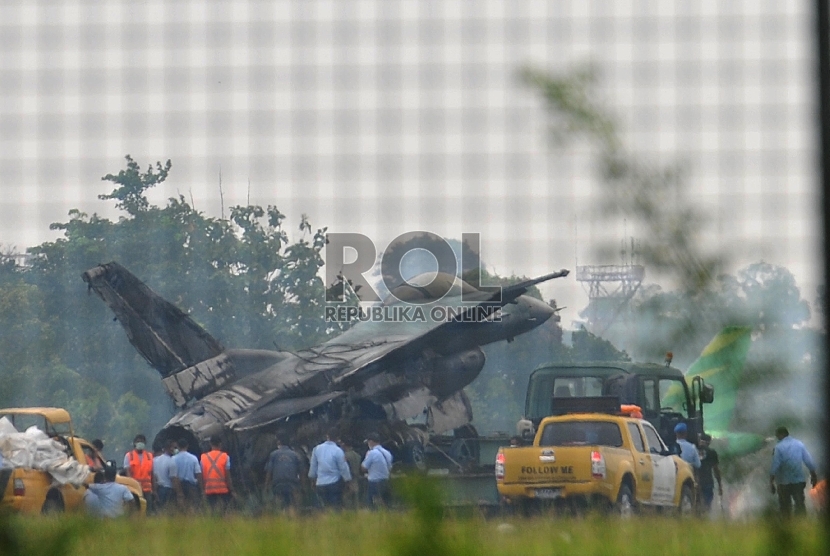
(0, 414), (71, 437)
(540, 421), (623, 448)
(526, 374), (605, 420)
(659, 378), (688, 413)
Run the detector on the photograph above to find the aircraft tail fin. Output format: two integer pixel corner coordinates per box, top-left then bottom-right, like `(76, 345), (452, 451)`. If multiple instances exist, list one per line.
(708, 430), (768, 460)
(82, 262), (224, 378)
(685, 326), (753, 434)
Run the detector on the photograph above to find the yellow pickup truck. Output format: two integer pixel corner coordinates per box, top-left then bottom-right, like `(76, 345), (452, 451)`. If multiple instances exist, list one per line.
(0, 407), (146, 515)
(496, 411), (696, 515)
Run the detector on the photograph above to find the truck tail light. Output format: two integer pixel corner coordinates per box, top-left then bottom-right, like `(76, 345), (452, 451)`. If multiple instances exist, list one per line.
(495, 452), (505, 481)
(591, 451), (606, 480)
(13, 479), (25, 496)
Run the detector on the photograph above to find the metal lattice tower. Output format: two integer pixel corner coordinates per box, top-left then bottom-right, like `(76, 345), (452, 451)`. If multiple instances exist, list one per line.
(576, 265), (645, 299)
(576, 238), (645, 335)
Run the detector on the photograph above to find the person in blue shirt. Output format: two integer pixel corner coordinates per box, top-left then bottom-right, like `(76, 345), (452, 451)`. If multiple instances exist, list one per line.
(674, 423), (701, 470)
(84, 463), (134, 518)
(361, 432), (393, 509)
(152, 439), (183, 513)
(308, 429), (352, 509)
(172, 438), (202, 513)
(770, 426), (818, 517)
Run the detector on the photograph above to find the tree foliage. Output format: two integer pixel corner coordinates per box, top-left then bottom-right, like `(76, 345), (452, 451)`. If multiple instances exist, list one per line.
(0, 156), (336, 458)
(98, 155), (172, 215)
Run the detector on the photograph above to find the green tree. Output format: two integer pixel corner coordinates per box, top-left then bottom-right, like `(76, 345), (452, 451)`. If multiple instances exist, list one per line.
(98, 155), (172, 215)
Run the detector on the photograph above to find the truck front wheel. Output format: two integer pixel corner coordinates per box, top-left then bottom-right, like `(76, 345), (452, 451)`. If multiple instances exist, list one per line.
(614, 483), (635, 518)
(41, 491), (65, 514)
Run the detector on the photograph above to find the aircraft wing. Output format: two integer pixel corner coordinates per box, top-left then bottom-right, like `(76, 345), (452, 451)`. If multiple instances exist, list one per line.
(222, 270), (569, 431)
(326, 269), (571, 388)
(252, 268), (570, 394)
(226, 391), (346, 431)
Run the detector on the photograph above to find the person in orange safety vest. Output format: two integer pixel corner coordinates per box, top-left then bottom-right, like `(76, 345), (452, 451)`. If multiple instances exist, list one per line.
(123, 433), (154, 513)
(200, 436), (233, 514)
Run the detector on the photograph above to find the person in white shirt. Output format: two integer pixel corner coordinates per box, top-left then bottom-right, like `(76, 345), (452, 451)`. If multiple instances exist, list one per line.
(361, 432), (393, 509)
(308, 429), (352, 509)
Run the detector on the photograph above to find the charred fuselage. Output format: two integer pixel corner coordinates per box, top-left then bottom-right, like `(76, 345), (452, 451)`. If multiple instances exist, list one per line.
(82, 263), (567, 481)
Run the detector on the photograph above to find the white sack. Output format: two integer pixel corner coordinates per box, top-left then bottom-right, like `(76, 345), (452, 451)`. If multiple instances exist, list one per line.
(0, 419), (90, 485)
(0, 416), (16, 436)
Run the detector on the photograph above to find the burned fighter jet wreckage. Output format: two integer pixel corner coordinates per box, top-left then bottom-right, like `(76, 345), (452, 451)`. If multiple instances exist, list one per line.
(82, 262), (568, 485)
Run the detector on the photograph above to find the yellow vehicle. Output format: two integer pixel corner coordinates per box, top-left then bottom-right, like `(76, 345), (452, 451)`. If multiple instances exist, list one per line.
(496, 406), (696, 515)
(0, 407), (146, 515)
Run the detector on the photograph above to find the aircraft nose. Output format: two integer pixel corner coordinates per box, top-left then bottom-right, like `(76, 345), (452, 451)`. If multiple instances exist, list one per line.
(521, 295), (556, 324)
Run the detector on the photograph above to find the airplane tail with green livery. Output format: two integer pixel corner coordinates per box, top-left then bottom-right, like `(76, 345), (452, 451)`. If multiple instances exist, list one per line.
(674, 326), (765, 459)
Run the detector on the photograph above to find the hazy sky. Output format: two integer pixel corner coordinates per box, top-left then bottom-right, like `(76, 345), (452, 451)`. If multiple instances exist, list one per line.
(0, 0), (820, 327)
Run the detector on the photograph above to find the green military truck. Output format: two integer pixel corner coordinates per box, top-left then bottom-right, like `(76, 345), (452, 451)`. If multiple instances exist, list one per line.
(404, 358), (712, 509)
(461, 330), (743, 508)
(521, 360), (714, 449)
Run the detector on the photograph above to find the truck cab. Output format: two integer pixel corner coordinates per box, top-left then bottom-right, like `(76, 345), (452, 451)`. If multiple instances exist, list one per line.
(523, 361), (714, 448)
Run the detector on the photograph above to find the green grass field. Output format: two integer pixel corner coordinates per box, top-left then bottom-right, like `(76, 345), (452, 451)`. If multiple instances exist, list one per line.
(2, 513), (825, 556)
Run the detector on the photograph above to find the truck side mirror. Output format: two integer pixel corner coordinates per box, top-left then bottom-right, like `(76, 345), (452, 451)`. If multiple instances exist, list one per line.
(700, 383), (714, 404)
